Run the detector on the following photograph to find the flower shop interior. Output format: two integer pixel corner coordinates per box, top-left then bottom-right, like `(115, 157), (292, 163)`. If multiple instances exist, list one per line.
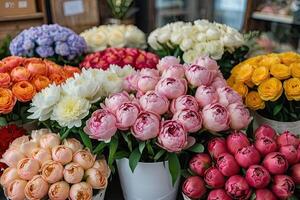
(1, 0), (300, 200)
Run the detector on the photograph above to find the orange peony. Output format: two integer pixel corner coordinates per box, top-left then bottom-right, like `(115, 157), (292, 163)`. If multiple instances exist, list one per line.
(0, 88), (16, 114)
(49, 73), (66, 85)
(12, 81), (36, 102)
(31, 75), (51, 92)
(26, 60), (48, 76)
(0, 73), (11, 88)
(10, 67), (31, 82)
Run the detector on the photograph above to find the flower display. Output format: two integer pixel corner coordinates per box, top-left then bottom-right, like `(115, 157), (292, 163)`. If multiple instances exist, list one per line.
(182, 125), (300, 200)
(0, 129), (109, 200)
(28, 65), (136, 128)
(228, 52), (300, 122)
(9, 24), (87, 65)
(80, 24), (146, 52)
(79, 47), (159, 70)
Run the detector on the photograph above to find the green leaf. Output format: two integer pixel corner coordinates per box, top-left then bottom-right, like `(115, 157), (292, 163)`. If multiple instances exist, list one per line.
(288, 195), (299, 200)
(146, 141), (154, 155)
(154, 149), (166, 161)
(168, 153), (181, 186)
(139, 141), (146, 154)
(79, 130), (92, 151)
(0, 117), (7, 126)
(188, 143), (204, 153)
(108, 137), (118, 166)
(250, 192), (256, 200)
(60, 128), (72, 140)
(273, 103), (283, 116)
(129, 148), (141, 172)
(93, 142), (107, 154)
(122, 133), (132, 152)
(115, 151), (130, 159)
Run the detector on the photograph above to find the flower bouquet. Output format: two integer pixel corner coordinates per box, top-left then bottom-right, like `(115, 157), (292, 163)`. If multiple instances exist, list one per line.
(0, 56), (80, 127)
(228, 52), (300, 132)
(148, 20), (249, 79)
(0, 129), (110, 200)
(79, 47), (159, 70)
(9, 24), (87, 66)
(80, 24), (146, 52)
(182, 124), (300, 200)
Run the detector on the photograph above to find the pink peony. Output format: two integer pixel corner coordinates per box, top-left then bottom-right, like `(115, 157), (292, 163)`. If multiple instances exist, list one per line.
(137, 75), (159, 93)
(123, 72), (139, 92)
(84, 109), (117, 142)
(115, 102), (140, 130)
(69, 182), (93, 200)
(41, 160), (64, 183)
(204, 167), (225, 188)
(202, 103), (230, 132)
(290, 163), (300, 184)
(132, 111), (160, 141)
(279, 145), (298, 165)
(73, 149), (95, 170)
(217, 86), (242, 107)
(217, 153), (240, 177)
(226, 130), (250, 155)
(255, 189), (277, 200)
(157, 56), (180, 72)
(182, 176), (206, 199)
(25, 175), (49, 200)
(228, 103), (251, 130)
(255, 124), (277, 139)
(170, 95), (199, 113)
(225, 175), (251, 200)
(161, 64), (185, 79)
(277, 131), (300, 148)
(6, 179), (27, 200)
(173, 109), (202, 133)
(211, 76), (227, 89)
(39, 133), (60, 150)
(104, 91), (131, 114)
(193, 56), (219, 70)
(63, 162), (84, 184)
(189, 153), (211, 176)
(185, 64), (216, 87)
(140, 68), (159, 77)
(254, 136), (278, 156)
(263, 152), (289, 174)
(245, 165), (271, 188)
(207, 189), (231, 200)
(235, 145), (261, 169)
(31, 148), (52, 165)
(51, 145), (73, 165)
(48, 181), (70, 200)
(1, 148), (25, 167)
(208, 137), (228, 159)
(155, 77), (187, 99)
(17, 158), (40, 180)
(63, 138), (83, 153)
(157, 120), (187, 152)
(195, 85), (219, 108)
(139, 91), (169, 115)
(0, 167), (19, 188)
(272, 175), (295, 199)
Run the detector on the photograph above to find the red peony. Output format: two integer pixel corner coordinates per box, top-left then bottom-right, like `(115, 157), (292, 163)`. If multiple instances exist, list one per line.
(79, 48), (159, 70)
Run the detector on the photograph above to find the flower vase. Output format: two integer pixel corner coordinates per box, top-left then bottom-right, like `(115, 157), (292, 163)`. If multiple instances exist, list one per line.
(116, 158), (180, 200)
(253, 111), (300, 134)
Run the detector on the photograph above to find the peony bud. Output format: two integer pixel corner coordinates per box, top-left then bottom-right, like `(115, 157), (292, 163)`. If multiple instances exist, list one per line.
(202, 103), (230, 132)
(25, 175), (49, 200)
(255, 189), (277, 200)
(235, 145), (261, 169)
(255, 124), (277, 139)
(189, 153), (211, 176)
(6, 179), (27, 200)
(2, 148), (25, 167)
(245, 165), (271, 189)
(272, 175), (295, 199)
(52, 145), (73, 165)
(182, 176), (206, 199)
(279, 145), (298, 165)
(155, 77), (187, 99)
(185, 64), (215, 87)
(208, 137), (227, 160)
(17, 158), (40, 180)
(73, 149), (95, 170)
(104, 91), (131, 114)
(157, 56), (180, 72)
(115, 102), (140, 130)
(195, 85), (218, 108)
(217, 153), (240, 177)
(227, 103), (252, 130)
(207, 189), (231, 200)
(263, 152), (288, 174)
(39, 133), (61, 149)
(63, 138), (83, 153)
(139, 91), (169, 115)
(0, 167), (19, 187)
(217, 86), (242, 107)
(277, 131), (300, 147)
(173, 109), (202, 133)
(85, 168), (107, 189)
(254, 136), (278, 156)
(63, 162), (84, 184)
(225, 175), (251, 199)
(41, 160), (64, 183)
(204, 167), (225, 188)
(31, 148), (52, 165)
(137, 75), (159, 93)
(170, 95), (199, 113)
(69, 182), (93, 200)
(48, 181), (70, 200)
(226, 130), (250, 155)
(93, 159), (109, 177)
(290, 163), (300, 184)
(161, 64), (185, 79)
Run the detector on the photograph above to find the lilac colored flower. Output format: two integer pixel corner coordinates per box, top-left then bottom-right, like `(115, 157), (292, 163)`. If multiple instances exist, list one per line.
(10, 24), (87, 60)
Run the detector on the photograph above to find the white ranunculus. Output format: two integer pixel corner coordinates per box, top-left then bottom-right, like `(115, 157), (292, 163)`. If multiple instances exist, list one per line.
(28, 84), (61, 121)
(183, 50), (197, 63)
(157, 26), (171, 43)
(90, 29), (107, 51)
(180, 38), (193, 51)
(51, 95), (91, 128)
(148, 31), (162, 50)
(207, 41), (224, 60)
(170, 32), (183, 45)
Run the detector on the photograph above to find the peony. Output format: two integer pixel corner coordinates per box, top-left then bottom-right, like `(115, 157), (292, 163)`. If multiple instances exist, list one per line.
(225, 175), (251, 199)
(84, 109), (117, 142)
(69, 182), (93, 200)
(170, 95), (199, 113)
(173, 109), (202, 133)
(277, 130), (300, 147)
(137, 75), (159, 93)
(195, 85), (219, 108)
(217, 153), (240, 177)
(104, 91), (131, 114)
(182, 176), (206, 199)
(279, 145), (298, 165)
(207, 189), (231, 200)
(263, 152), (289, 174)
(157, 56), (180, 72)
(226, 130), (250, 154)
(0, 167), (19, 187)
(255, 136), (278, 156)
(132, 111), (160, 141)
(227, 103), (251, 130)
(255, 189), (277, 200)
(185, 64), (216, 87)
(193, 56), (219, 70)
(161, 64), (185, 79)
(85, 168), (107, 189)
(48, 181), (70, 200)
(272, 175), (295, 199)
(189, 153), (211, 176)
(51, 145), (73, 165)
(17, 158), (40, 180)
(217, 86), (242, 107)
(139, 91), (169, 115)
(31, 148), (52, 165)
(41, 160), (64, 183)
(73, 149), (95, 170)
(290, 164), (300, 184)
(157, 120), (187, 152)
(93, 159), (109, 177)
(155, 77), (187, 99)
(208, 137), (228, 159)
(204, 167), (225, 188)
(63, 138), (83, 153)
(39, 133), (61, 150)
(115, 102), (140, 130)
(235, 145), (261, 169)
(1, 148), (25, 167)
(6, 179), (27, 200)
(202, 103), (230, 132)
(24, 175), (49, 200)
(63, 162), (84, 184)
(245, 165), (271, 189)
(123, 72), (139, 92)
(254, 124), (277, 139)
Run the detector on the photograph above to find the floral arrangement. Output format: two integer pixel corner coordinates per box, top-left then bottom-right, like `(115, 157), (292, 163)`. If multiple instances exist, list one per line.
(182, 124), (300, 199)
(107, 0), (133, 19)
(80, 24), (146, 52)
(228, 52), (300, 122)
(9, 24), (87, 65)
(0, 56), (80, 124)
(79, 47), (159, 70)
(148, 20), (249, 78)
(81, 56), (250, 184)
(0, 129), (109, 200)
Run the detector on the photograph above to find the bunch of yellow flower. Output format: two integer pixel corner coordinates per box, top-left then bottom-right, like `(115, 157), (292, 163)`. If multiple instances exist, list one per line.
(228, 52), (300, 111)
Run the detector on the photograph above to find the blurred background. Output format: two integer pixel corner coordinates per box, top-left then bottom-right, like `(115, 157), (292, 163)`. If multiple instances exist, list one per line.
(1, 0), (300, 55)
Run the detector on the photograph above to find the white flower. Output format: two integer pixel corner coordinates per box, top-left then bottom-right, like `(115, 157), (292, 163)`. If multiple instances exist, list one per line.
(108, 64), (135, 78)
(148, 31), (162, 50)
(183, 50), (198, 63)
(180, 38), (193, 51)
(102, 71), (123, 95)
(51, 95), (91, 128)
(28, 84), (61, 121)
(125, 25), (146, 49)
(157, 26), (171, 43)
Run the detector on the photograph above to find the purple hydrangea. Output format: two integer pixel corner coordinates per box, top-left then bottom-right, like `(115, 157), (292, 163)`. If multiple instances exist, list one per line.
(9, 24), (87, 60)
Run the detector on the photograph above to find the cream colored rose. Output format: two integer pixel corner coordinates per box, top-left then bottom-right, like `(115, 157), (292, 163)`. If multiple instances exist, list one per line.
(108, 29), (125, 48)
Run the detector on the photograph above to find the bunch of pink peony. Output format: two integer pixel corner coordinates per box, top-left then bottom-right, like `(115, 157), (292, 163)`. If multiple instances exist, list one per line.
(182, 124), (300, 200)
(0, 129), (109, 200)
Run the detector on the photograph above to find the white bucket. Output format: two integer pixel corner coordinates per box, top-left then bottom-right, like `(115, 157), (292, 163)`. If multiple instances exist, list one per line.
(182, 193), (191, 200)
(116, 158), (180, 200)
(253, 112), (300, 135)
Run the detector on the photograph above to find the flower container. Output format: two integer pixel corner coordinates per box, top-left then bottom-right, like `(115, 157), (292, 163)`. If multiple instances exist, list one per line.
(253, 111), (300, 134)
(116, 158), (180, 200)
(182, 193), (192, 200)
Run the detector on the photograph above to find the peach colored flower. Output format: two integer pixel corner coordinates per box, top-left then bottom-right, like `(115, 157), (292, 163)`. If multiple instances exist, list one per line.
(10, 66), (30, 82)
(0, 72), (11, 88)
(45, 60), (61, 74)
(0, 167), (19, 187)
(12, 81), (36, 102)
(31, 148), (52, 165)
(52, 145), (73, 165)
(49, 73), (66, 85)
(69, 182), (93, 200)
(0, 88), (16, 114)
(85, 168), (107, 189)
(63, 138), (83, 153)
(25, 175), (49, 200)
(17, 158), (40, 180)
(1, 148), (25, 167)
(73, 149), (95, 170)
(63, 162), (84, 184)
(39, 133), (61, 149)
(93, 159), (109, 177)
(63, 65), (81, 78)
(6, 179), (27, 200)
(48, 181), (70, 200)
(26, 60), (48, 76)
(41, 160), (64, 183)
(31, 75), (51, 92)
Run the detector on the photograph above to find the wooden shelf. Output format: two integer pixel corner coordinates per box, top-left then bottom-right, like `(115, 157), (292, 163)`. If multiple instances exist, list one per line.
(0, 12), (44, 22)
(252, 11), (294, 24)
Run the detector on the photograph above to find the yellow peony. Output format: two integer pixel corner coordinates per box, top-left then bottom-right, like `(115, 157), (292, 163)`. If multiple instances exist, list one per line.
(232, 82), (248, 98)
(279, 52), (300, 65)
(258, 54), (281, 68)
(270, 63), (290, 80)
(235, 64), (253, 82)
(258, 78), (283, 101)
(251, 66), (269, 85)
(290, 63), (300, 78)
(283, 78), (300, 101)
(245, 91), (265, 110)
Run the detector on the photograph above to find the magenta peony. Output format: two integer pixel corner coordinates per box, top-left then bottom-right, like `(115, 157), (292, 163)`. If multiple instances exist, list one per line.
(263, 152), (289, 174)
(245, 165), (271, 189)
(182, 176), (206, 199)
(204, 167), (225, 188)
(279, 145), (298, 165)
(208, 137), (228, 160)
(189, 153), (211, 176)
(226, 130), (250, 155)
(217, 153), (240, 177)
(277, 131), (300, 148)
(225, 175), (251, 199)
(272, 175), (295, 199)
(254, 136), (278, 156)
(255, 189), (277, 200)
(207, 189), (231, 200)
(254, 124), (277, 139)
(235, 145), (261, 169)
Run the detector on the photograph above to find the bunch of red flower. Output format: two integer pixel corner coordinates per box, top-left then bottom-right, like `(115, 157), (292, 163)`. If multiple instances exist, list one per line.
(79, 48), (159, 70)
(182, 124), (300, 200)
(0, 125), (25, 175)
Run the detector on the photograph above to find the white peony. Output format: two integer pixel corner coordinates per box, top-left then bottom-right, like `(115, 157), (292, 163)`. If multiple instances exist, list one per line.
(125, 25), (146, 49)
(102, 71), (123, 95)
(180, 38), (193, 51)
(108, 64), (135, 78)
(28, 84), (61, 121)
(183, 50), (198, 63)
(51, 95), (91, 128)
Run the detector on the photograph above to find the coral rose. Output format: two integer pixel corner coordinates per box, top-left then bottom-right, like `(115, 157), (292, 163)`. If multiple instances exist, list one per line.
(0, 88), (16, 114)
(31, 75), (51, 92)
(12, 81), (36, 102)
(258, 78), (283, 101)
(0, 73), (11, 88)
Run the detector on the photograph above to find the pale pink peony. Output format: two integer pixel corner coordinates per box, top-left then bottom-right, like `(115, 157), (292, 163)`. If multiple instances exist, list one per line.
(69, 182), (93, 200)
(185, 64), (216, 87)
(39, 133), (61, 150)
(73, 149), (95, 170)
(137, 75), (159, 93)
(0, 167), (19, 187)
(115, 102), (140, 130)
(85, 168), (107, 189)
(155, 77), (187, 99)
(41, 160), (64, 183)
(25, 175), (49, 200)
(228, 103), (252, 130)
(157, 56), (180, 72)
(157, 120), (187, 152)
(202, 103), (230, 132)
(139, 91), (169, 115)
(31, 148), (52, 165)
(217, 86), (242, 107)
(193, 56), (219, 70)
(84, 109), (117, 142)
(211, 76), (227, 89)
(17, 158), (40, 180)
(161, 64), (185, 79)
(195, 86), (218, 108)
(51, 145), (73, 165)
(63, 138), (83, 153)
(6, 179), (27, 200)
(172, 109), (202, 133)
(123, 72), (139, 92)
(140, 68), (159, 77)
(48, 181), (70, 200)
(132, 111), (160, 141)
(104, 91), (131, 114)
(63, 162), (84, 184)
(170, 95), (199, 113)
(1, 148), (25, 167)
